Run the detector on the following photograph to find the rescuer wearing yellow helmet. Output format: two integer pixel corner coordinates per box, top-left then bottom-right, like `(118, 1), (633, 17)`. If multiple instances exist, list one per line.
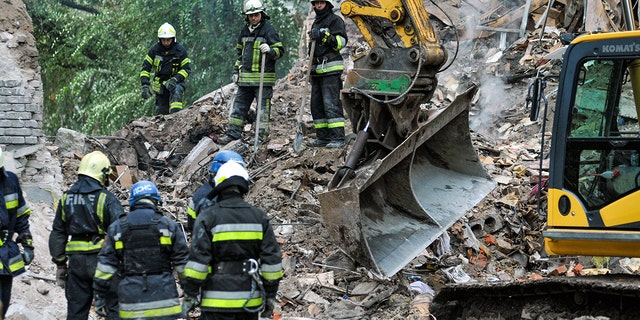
(49, 150), (124, 319)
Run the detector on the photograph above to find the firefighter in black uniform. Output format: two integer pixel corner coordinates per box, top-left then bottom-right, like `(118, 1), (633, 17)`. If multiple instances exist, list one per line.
(140, 22), (192, 115)
(306, 0), (349, 148)
(182, 161), (283, 319)
(94, 180), (189, 319)
(48, 151), (123, 320)
(0, 146), (34, 318)
(187, 150), (246, 232)
(216, 0), (285, 145)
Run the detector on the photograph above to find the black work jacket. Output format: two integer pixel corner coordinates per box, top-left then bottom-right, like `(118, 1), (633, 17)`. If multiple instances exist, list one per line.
(310, 6), (348, 76)
(140, 41), (191, 85)
(49, 175), (124, 263)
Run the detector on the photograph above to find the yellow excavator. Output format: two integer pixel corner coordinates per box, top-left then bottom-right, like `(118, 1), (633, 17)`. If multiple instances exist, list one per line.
(317, 0), (496, 279)
(431, 1), (640, 317)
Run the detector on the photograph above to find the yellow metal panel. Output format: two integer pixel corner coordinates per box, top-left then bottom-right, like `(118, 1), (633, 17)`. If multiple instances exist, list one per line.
(600, 191), (640, 226)
(546, 188), (590, 227)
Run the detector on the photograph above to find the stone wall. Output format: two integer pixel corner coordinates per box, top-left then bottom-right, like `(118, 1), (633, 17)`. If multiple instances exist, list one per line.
(0, 79), (43, 146)
(0, 0), (44, 151)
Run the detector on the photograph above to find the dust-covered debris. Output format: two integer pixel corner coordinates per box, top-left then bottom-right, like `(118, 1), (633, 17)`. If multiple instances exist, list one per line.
(5, 0), (639, 319)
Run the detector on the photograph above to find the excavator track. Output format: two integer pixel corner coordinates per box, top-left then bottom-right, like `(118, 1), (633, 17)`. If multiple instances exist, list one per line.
(431, 274), (640, 319)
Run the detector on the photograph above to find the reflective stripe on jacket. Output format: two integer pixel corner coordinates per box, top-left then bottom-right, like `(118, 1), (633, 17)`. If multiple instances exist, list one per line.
(140, 41), (192, 93)
(94, 202), (189, 320)
(235, 21), (284, 87)
(49, 176), (123, 263)
(184, 191), (283, 312)
(0, 169), (31, 276)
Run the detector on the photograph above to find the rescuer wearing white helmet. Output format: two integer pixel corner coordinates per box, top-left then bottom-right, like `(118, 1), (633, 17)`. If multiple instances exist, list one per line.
(186, 150), (246, 232)
(216, 0), (285, 146)
(49, 150), (124, 319)
(306, 0), (349, 148)
(94, 180), (189, 320)
(0, 146), (34, 318)
(182, 161), (283, 319)
(140, 22), (192, 115)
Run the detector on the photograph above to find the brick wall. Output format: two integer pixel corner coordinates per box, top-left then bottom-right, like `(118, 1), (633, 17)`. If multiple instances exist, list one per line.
(0, 78), (44, 147)
(0, 0), (44, 150)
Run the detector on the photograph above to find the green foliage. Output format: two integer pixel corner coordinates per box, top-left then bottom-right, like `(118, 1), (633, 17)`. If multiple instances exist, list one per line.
(25, 0), (304, 136)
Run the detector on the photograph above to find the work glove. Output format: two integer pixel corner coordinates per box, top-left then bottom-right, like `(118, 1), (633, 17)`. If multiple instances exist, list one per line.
(260, 43), (271, 54)
(181, 295), (198, 318)
(22, 247), (34, 265)
(56, 264), (68, 289)
(232, 70), (239, 84)
(94, 293), (107, 317)
(309, 28), (329, 40)
(16, 233), (34, 265)
(164, 77), (178, 92)
(141, 85), (151, 99)
(261, 297), (277, 318)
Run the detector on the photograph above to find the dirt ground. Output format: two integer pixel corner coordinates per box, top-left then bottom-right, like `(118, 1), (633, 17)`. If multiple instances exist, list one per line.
(5, 0), (639, 319)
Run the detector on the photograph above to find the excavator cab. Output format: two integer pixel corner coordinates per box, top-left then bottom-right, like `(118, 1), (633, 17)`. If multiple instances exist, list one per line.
(543, 31), (640, 257)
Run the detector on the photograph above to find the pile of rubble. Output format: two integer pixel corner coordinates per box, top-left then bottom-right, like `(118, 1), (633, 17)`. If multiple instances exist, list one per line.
(7, 0), (639, 319)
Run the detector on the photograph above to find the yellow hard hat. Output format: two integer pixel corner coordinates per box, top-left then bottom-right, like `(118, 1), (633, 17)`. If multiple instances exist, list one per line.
(78, 151), (112, 185)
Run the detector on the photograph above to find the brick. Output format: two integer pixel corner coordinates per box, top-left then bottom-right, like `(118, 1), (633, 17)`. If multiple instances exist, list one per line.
(6, 96), (31, 104)
(25, 104), (40, 112)
(0, 136), (25, 144)
(2, 111), (31, 119)
(24, 136), (39, 144)
(3, 80), (22, 88)
(24, 120), (39, 128)
(4, 128), (32, 135)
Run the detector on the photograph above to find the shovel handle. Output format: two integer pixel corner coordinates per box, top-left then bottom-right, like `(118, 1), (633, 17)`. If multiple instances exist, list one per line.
(296, 41), (316, 125)
(253, 53), (267, 156)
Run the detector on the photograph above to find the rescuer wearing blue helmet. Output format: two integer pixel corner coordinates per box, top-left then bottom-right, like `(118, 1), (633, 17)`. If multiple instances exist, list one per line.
(94, 180), (189, 319)
(186, 150), (246, 231)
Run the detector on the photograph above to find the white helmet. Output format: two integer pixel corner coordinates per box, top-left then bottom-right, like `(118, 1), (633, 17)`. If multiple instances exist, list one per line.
(242, 0), (266, 14)
(0, 146), (4, 168)
(213, 161), (250, 194)
(214, 161), (249, 187)
(157, 22), (176, 39)
(310, 0), (335, 9)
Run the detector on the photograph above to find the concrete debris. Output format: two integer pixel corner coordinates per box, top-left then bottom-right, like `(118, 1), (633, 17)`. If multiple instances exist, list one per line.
(4, 0), (633, 318)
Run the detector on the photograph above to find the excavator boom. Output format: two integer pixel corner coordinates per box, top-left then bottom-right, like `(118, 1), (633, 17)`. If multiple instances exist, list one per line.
(318, 0), (495, 278)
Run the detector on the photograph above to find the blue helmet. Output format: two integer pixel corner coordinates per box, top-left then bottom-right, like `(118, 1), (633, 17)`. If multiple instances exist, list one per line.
(129, 180), (162, 206)
(209, 150), (245, 174)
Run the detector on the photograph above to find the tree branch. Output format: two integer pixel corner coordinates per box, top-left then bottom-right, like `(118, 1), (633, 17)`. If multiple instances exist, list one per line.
(57, 0), (100, 14)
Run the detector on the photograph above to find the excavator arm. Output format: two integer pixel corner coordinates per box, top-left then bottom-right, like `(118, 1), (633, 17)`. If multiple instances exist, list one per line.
(319, 0), (495, 278)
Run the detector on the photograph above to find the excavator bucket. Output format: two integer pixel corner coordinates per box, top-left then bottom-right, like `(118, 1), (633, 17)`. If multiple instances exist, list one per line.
(318, 87), (496, 278)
